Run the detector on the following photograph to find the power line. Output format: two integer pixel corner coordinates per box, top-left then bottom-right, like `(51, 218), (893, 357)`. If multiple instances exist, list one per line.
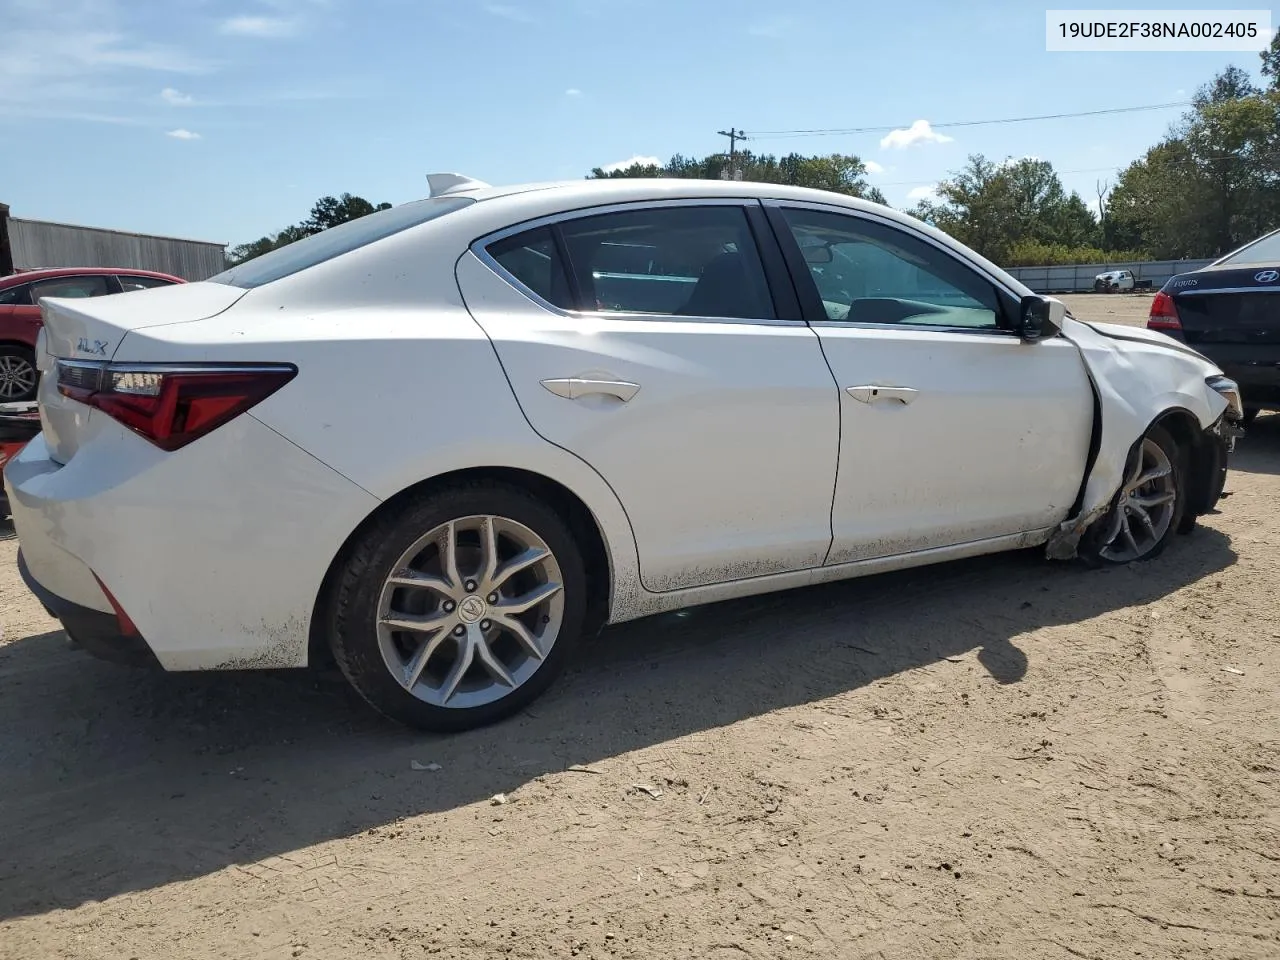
(742, 101), (1191, 141)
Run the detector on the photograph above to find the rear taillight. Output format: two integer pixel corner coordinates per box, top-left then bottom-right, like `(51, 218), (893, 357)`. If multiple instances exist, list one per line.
(56, 361), (296, 451)
(1147, 291), (1182, 332)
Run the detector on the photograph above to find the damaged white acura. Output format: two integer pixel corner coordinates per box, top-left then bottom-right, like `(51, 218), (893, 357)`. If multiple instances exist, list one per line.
(6, 176), (1244, 731)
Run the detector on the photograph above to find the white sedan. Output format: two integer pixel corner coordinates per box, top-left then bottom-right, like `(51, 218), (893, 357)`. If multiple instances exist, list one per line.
(6, 175), (1243, 731)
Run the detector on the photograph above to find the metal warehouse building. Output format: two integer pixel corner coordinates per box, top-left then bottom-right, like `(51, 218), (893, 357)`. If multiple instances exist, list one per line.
(0, 202), (227, 281)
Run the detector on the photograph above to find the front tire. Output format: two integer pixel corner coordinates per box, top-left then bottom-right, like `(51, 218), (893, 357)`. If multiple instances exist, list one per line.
(1081, 425), (1185, 564)
(327, 481), (587, 732)
(0, 346), (38, 402)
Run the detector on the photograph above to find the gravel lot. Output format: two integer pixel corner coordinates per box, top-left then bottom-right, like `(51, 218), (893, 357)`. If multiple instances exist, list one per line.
(1, 293), (1277, 959)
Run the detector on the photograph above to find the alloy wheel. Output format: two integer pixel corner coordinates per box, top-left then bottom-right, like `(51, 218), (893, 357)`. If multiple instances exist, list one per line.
(1098, 438), (1177, 563)
(0, 355), (36, 400)
(375, 515), (565, 709)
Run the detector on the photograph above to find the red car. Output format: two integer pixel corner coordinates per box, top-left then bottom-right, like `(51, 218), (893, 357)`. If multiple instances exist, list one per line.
(0, 267), (185, 402)
(0, 402), (40, 518)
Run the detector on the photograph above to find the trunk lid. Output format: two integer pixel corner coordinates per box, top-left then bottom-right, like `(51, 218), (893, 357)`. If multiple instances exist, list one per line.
(37, 282), (248, 463)
(1169, 266), (1280, 347)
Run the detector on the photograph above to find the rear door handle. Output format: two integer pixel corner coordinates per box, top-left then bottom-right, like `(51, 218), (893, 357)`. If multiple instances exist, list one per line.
(846, 385), (918, 405)
(541, 378), (641, 402)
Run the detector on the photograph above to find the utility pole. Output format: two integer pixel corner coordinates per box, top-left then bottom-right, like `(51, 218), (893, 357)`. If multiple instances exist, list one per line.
(716, 127), (746, 179)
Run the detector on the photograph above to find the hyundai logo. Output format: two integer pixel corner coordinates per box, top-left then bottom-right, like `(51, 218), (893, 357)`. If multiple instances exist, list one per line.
(1257, 270), (1279, 283)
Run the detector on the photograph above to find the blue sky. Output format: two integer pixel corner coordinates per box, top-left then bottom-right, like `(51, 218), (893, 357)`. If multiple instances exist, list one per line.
(0, 0), (1273, 247)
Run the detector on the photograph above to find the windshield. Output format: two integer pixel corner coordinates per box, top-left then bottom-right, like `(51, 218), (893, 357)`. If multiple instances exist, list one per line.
(210, 196), (475, 288)
(1218, 229), (1280, 267)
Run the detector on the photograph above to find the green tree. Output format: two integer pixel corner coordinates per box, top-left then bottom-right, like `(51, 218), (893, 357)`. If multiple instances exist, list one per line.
(227, 192), (392, 265)
(588, 151), (886, 203)
(910, 155), (1098, 264)
(1108, 71), (1280, 258)
(306, 193), (393, 233)
(1194, 64), (1258, 105)
(1263, 28), (1280, 89)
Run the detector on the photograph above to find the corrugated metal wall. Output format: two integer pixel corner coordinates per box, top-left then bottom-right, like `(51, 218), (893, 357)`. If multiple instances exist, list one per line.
(8, 218), (227, 281)
(1006, 259), (1215, 293)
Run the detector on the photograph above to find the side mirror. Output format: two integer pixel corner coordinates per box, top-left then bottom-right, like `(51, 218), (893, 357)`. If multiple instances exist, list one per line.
(802, 244), (833, 264)
(1018, 294), (1066, 342)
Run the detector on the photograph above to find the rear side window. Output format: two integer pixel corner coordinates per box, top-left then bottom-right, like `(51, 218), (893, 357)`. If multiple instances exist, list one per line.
(210, 196), (475, 289)
(487, 227), (574, 309)
(0, 284), (31, 306)
(117, 275), (175, 292)
(483, 206), (777, 320)
(30, 276), (112, 300)
(562, 206), (775, 319)
(1220, 230), (1280, 267)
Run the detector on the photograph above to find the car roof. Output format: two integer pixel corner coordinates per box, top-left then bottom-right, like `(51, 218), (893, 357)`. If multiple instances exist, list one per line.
(213, 176), (1036, 302)
(452, 176), (896, 214)
(0, 267), (185, 289)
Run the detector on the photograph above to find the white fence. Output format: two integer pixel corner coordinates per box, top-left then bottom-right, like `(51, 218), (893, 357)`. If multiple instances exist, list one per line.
(1006, 259), (1215, 293)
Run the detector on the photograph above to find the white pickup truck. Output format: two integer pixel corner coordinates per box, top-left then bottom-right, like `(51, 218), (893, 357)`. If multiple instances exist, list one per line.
(1094, 269), (1135, 292)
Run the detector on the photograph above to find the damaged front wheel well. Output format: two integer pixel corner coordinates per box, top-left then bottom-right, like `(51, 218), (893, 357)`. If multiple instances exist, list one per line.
(1149, 407), (1222, 527)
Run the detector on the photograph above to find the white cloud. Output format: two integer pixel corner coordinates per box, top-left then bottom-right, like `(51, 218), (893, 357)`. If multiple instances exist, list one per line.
(0, 0), (214, 123)
(906, 184), (936, 201)
(166, 128), (201, 140)
(483, 3), (534, 21)
(863, 160), (885, 175)
(160, 87), (194, 106)
(219, 15), (297, 37)
(601, 154), (662, 172)
(880, 120), (954, 150)
(998, 154), (1042, 169)
(565, 88), (582, 97)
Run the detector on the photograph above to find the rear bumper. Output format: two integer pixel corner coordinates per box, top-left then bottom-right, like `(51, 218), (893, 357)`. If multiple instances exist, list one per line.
(17, 549), (159, 667)
(6, 415), (380, 671)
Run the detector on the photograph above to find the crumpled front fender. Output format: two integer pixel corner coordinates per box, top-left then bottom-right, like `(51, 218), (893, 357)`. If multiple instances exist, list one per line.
(1045, 318), (1229, 559)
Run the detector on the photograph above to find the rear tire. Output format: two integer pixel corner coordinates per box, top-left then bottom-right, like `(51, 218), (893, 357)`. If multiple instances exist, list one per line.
(327, 481), (587, 732)
(1080, 425), (1185, 565)
(0, 346), (38, 403)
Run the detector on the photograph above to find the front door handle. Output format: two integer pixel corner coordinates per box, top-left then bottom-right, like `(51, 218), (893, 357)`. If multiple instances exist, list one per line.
(541, 378), (641, 402)
(846, 385), (918, 405)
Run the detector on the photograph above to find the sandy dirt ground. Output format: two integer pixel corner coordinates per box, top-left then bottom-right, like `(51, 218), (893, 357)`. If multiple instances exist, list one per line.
(1, 293), (1277, 959)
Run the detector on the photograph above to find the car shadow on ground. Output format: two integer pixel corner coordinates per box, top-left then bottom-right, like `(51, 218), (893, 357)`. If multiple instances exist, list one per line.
(1229, 412), (1280, 476)
(0, 525), (1236, 921)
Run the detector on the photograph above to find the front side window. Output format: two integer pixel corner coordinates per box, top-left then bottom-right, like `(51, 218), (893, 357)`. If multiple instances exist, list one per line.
(0, 284), (31, 306)
(29, 276), (112, 301)
(781, 207), (1003, 329)
(117, 275), (175, 292)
